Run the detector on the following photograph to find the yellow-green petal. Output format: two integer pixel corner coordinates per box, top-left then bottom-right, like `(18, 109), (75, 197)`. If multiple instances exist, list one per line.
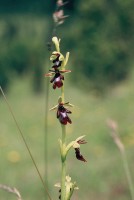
(52, 37), (60, 52)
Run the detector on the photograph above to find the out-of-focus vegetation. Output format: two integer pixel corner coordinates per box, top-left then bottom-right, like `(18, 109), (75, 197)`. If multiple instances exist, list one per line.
(63, 0), (134, 92)
(0, 0), (134, 93)
(0, 0), (72, 92)
(0, 16), (48, 92)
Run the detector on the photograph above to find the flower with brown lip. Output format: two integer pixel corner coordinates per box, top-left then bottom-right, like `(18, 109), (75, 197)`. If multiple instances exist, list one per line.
(50, 69), (64, 89)
(45, 69), (71, 90)
(57, 103), (72, 125)
(73, 139), (87, 162)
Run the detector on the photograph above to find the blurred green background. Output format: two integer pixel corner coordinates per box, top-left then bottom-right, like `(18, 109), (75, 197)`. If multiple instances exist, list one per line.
(0, 0), (134, 200)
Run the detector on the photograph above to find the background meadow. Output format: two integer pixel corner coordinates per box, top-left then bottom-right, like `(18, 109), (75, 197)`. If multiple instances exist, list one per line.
(0, 0), (134, 200)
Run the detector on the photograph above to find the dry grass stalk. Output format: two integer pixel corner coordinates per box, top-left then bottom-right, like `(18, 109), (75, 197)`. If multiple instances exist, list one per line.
(107, 119), (134, 200)
(0, 184), (22, 200)
(53, 0), (69, 26)
(107, 119), (124, 153)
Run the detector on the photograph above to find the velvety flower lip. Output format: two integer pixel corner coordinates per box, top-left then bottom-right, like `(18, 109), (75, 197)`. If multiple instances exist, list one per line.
(50, 70), (64, 89)
(74, 148), (87, 162)
(57, 103), (72, 125)
(72, 137), (87, 162)
(52, 61), (62, 70)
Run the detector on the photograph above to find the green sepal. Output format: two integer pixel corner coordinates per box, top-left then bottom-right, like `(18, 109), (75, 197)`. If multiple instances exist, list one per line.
(49, 105), (58, 111)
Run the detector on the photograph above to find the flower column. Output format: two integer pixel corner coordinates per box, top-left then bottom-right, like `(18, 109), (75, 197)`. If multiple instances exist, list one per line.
(45, 37), (87, 200)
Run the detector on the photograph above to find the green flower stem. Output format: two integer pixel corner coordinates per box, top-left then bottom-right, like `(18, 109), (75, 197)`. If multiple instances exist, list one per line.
(61, 125), (66, 200)
(61, 83), (66, 200)
(61, 160), (66, 200)
(61, 82), (65, 103)
(52, 37), (70, 200)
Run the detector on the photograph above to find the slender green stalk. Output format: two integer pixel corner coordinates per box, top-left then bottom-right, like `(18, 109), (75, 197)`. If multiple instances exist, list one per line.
(61, 83), (66, 200)
(61, 124), (66, 200)
(61, 86), (65, 103)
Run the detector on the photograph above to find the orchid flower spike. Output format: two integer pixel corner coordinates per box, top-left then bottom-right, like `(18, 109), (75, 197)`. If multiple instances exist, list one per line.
(45, 37), (71, 90)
